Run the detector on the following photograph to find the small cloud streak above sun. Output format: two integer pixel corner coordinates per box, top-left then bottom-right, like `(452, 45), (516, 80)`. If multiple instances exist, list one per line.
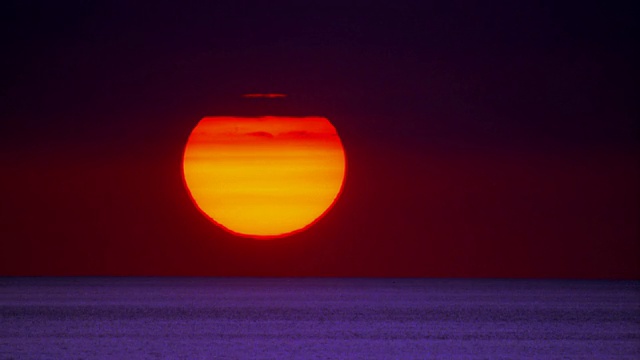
(242, 93), (287, 98)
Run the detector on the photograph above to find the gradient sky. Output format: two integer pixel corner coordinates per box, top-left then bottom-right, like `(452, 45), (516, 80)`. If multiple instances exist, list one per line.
(1, 1), (637, 278)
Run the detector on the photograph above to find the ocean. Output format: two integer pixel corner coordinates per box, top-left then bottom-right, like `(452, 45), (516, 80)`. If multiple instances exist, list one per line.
(1, 278), (639, 359)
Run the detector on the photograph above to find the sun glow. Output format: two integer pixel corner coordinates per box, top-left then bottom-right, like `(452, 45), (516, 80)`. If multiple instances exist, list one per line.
(182, 116), (346, 239)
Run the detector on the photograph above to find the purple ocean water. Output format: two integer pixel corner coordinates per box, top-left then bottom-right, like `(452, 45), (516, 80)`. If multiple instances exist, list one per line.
(1, 278), (639, 359)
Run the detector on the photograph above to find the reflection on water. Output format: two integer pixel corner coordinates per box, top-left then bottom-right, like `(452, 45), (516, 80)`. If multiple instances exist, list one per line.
(1, 278), (639, 359)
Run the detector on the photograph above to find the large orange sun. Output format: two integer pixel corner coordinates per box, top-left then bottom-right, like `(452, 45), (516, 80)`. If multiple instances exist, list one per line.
(182, 116), (346, 239)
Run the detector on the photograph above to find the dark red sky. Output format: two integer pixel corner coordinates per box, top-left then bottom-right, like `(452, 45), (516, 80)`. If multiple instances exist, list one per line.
(1, 1), (637, 278)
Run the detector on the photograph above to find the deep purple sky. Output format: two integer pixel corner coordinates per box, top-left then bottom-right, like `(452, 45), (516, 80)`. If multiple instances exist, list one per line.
(1, 1), (638, 278)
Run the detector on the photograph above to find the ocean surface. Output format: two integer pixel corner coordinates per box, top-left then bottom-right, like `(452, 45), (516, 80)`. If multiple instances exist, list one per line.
(1, 278), (639, 359)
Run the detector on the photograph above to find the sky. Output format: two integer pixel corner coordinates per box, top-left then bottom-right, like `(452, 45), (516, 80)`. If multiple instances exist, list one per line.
(1, 1), (637, 278)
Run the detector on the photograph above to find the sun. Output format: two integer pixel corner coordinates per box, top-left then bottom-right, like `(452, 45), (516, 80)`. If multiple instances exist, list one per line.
(182, 116), (346, 239)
